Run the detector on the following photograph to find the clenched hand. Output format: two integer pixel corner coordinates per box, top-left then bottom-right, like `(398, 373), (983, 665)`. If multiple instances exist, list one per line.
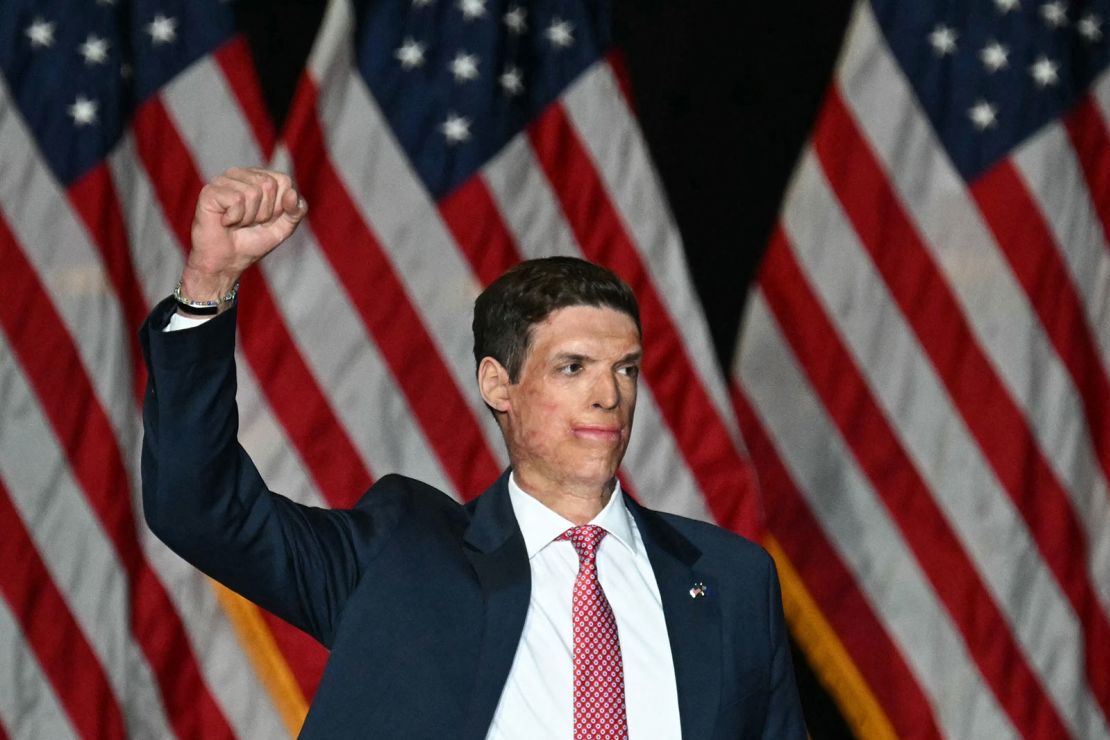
(179, 167), (307, 313)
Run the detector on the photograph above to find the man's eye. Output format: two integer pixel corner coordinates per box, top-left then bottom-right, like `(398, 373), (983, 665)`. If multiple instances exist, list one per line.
(560, 363), (582, 375)
(619, 365), (640, 379)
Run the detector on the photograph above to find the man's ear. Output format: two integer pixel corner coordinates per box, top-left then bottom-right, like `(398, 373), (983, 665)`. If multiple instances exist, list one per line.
(478, 357), (512, 413)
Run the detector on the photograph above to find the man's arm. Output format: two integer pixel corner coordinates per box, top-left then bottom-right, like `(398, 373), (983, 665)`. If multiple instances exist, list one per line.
(140, 169), (389, 646)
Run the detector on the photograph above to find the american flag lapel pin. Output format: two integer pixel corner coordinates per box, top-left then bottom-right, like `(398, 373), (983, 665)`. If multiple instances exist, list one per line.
(689, 582), (707, 599)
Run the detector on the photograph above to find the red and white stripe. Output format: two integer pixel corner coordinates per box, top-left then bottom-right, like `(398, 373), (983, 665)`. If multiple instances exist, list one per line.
(0, 73), (254, 738)
(0, 584), (78, 740)
(733, 1), (1110, 736)
(0, 41), (289, 739)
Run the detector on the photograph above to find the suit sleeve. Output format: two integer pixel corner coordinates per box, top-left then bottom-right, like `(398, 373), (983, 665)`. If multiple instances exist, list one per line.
(762, 555), (807, 738)
(140, 297), (397, 647)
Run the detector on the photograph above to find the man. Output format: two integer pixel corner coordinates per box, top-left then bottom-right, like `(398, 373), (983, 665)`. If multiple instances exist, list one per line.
(141, 167), (805, 738)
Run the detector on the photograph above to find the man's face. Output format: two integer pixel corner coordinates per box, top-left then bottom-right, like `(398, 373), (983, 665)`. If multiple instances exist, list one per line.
(499, 305), (641, 496)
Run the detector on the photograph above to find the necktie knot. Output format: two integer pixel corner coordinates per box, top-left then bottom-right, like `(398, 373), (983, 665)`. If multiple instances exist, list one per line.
(560, 524), (608, 562)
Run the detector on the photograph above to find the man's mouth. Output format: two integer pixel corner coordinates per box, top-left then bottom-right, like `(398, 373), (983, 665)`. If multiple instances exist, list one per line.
(572, 425), (623, 442)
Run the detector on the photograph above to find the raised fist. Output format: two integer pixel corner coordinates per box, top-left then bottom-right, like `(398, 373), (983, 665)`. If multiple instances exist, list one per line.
(179, 167), (307, 308)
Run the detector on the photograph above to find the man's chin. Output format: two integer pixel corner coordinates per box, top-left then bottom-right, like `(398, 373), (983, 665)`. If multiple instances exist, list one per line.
(572, 464), (623, 494)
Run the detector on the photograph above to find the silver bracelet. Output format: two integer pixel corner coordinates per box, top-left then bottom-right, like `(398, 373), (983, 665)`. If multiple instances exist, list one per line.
(173, 279), (240, 316)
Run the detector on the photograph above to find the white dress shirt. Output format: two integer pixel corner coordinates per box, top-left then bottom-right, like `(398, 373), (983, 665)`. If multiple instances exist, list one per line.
(486, 474), (681, 739)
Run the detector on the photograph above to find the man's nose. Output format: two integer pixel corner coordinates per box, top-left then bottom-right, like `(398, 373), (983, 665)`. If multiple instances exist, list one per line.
(591, 371), (620, 410)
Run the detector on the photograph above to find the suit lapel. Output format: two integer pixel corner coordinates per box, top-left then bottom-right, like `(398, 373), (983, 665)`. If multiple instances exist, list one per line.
(460, 471), (531, 740)
(628, 497), (722, 740)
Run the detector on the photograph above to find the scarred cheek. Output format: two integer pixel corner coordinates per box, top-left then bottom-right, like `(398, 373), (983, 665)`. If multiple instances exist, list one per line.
(517, 388), (558, 418)
(514, 397), (562, 447)
(529, 402), (563, 438)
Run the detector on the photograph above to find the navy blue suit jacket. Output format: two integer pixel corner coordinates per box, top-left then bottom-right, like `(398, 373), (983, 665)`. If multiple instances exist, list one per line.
(140, 298), (805, 738)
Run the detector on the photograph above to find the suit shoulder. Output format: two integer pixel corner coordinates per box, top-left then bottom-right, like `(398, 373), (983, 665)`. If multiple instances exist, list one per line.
(368, 473), (454, 498)
(645, 511), (780, 617)
(347, 473), (468, 531)
(355, 473), (459, 508)
(653, 510), (771, 567)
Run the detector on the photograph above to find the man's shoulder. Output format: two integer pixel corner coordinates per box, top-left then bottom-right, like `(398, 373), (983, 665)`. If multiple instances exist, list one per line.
(332, 474), (474, 562)
(364, 472), (455, 498)
(351, 472), (511, 534)
(355, 473), (467, 517)
(645, 507), (771, 569)
(638, 508), (780, 618)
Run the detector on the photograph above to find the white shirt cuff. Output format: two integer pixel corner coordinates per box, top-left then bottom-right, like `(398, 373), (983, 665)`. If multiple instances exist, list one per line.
(164, 312), (213, 332)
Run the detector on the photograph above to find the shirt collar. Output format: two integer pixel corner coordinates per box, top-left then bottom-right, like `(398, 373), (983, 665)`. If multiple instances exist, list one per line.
(508, 472), (639, 560)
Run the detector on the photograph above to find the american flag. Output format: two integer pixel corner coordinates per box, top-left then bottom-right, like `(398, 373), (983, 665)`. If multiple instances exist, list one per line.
(733, 0), (1110, 737)
(0, 0), (758, 736)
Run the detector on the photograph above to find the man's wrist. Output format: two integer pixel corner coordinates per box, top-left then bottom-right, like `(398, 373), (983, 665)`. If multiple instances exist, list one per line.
(180, 264), (240, 298)
(176, 267), (240, 317)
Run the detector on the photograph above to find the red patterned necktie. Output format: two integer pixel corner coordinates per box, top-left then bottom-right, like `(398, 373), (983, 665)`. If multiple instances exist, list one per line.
(560, 525), (628, 739)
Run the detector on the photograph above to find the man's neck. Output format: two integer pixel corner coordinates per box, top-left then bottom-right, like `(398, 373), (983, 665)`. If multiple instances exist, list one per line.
(511, 471), (616, 525)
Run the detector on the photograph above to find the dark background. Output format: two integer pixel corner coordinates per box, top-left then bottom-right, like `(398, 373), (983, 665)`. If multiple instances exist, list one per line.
(237, 0), (857, 734)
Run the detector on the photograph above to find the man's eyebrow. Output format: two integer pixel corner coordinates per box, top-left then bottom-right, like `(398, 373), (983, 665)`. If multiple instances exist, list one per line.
(550, 350), (642, 364)
(552, 352), (590, 364)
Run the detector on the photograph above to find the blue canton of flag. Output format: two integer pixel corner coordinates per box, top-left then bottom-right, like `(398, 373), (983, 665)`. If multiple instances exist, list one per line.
(874, 0), (1110, 179)
(356, 0), (610, 197)
(1, 0), (235, 185)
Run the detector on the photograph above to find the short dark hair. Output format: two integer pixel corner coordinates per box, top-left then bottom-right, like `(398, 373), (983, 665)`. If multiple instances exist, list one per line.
(472, 257), (641, 382)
